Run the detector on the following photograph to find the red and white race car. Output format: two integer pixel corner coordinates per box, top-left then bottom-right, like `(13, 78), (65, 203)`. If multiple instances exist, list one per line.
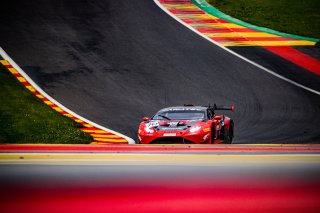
(138, 104), (234, 144)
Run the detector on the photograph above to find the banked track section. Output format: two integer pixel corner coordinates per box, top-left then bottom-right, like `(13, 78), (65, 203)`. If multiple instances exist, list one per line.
(156, 0), (320, 94)
(0, 0), (319, 143)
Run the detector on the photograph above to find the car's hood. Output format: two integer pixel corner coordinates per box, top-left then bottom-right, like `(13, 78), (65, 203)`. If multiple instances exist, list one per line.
(146, 120), (201, 131)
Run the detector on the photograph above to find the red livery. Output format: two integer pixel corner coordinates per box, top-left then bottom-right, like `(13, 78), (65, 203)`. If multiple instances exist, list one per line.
(138, 104), (234, 144)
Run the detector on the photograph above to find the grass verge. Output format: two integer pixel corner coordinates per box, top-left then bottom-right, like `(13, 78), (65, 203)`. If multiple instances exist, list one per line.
(207, 0), (320, 39)
(0, 64), (92, 144)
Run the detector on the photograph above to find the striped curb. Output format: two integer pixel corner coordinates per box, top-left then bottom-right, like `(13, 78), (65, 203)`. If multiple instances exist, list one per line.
(192, 0), (319, 43)
(159, 0), (316, 46)
(0, 59), (130, 144)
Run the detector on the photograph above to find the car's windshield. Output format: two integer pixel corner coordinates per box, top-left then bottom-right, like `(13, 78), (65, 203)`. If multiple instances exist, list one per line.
(152, 110), (205, 120)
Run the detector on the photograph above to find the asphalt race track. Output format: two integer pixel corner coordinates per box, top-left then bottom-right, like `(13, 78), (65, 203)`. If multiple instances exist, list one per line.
(0, 0), (319, 143)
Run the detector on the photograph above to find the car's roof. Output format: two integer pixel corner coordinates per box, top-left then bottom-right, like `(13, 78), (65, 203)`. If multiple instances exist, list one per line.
(158, 106), (207, 112)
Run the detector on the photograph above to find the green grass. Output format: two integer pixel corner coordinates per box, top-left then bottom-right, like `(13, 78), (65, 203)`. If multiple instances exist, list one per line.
(207, 0), (320, 39)
(0, 64), (92, 144)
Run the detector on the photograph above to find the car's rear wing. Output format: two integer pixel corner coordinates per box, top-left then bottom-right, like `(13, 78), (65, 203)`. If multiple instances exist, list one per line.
(209, 104), (234, 112)
(184, 104), (234, 112)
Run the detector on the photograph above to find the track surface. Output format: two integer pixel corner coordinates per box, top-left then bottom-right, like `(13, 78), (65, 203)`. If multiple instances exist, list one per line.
(0, 0), (319, 143)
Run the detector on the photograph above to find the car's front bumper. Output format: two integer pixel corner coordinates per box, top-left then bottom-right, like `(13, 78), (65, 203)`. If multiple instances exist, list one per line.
(138, 131), (211, 144)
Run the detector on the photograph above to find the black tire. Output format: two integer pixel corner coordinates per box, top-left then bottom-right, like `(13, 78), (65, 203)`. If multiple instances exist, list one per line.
(211, 125), (215, 144)
(223, 120), (234, 144)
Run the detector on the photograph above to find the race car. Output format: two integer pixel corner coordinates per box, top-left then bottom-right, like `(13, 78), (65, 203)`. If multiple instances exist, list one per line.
(137, 104), (234, 144)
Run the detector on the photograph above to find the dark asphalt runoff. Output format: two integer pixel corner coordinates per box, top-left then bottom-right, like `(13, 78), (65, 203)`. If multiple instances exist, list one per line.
(0, 0), (319, 143)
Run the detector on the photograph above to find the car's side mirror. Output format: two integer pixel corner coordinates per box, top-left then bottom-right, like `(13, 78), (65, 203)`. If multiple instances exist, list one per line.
(142, 117), (150, 122)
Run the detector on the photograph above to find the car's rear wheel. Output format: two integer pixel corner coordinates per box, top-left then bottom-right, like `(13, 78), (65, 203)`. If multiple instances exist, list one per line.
(223, 121), (234, 144)
(211, 125), (216, 144)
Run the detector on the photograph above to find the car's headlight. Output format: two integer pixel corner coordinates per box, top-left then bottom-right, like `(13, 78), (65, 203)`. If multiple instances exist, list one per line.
(189, 126), (201, 133)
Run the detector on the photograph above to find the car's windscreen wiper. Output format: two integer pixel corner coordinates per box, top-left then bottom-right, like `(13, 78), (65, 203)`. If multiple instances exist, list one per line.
(158, 114), (171, 120)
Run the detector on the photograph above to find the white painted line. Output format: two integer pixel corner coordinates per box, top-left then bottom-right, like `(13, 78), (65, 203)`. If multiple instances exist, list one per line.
(154, 0), (320, 96)
(0, 46), (135, 144)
